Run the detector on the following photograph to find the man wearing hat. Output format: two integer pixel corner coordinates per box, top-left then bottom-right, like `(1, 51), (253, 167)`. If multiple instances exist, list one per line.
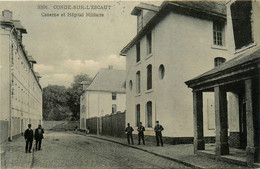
(125, 123), (134, 145)
(137, 122), (145, 145)
(35, 124), (44, 150)
(24, 124), (33, 153)
(154, 121), (164, 146)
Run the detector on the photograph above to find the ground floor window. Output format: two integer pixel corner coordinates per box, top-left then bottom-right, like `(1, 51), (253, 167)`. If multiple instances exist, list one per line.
(112, 104), (117, 114)
(136, 104), (140, 126)
(146, 101), (152, 128)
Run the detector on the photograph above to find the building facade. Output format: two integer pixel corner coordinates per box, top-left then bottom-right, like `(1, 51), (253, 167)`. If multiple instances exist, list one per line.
(185, 1), (260, 166)
(0, 10), (42, 143)
(120, 1), (241, 141)
(80, 66), (126, 130)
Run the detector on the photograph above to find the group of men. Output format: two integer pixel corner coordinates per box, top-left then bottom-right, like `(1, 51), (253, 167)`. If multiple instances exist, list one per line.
(24, 124), (44, 153)
(125, 121), (164, 147)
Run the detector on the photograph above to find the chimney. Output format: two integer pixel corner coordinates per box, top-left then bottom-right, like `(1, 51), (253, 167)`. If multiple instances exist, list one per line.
(2, 10), (12, 21)
(108, 65), (113, 70)
(214, 57), (226, 67)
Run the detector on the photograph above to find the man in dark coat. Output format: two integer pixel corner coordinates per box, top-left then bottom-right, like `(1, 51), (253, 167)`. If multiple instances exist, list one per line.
(154, 121), (164, 147)
(24, 124), (33, 153)
(35, 124), (44, 150)
(137, 122), (145, 145)
(125, 123), (134, 145)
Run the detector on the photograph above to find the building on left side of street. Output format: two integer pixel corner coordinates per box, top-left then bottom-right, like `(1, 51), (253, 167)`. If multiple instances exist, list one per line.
(0, 10), (43, 143)
(80, 66), (126, 132)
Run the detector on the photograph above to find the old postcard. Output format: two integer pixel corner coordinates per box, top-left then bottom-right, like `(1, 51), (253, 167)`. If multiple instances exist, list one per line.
(0, 0), (259, 168)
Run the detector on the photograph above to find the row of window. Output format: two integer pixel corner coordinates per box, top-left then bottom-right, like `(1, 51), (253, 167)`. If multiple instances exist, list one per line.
(136, 32), (152, 63)
(11, 41), (40, 96)
(137, 22), (225, 65)
(11, 77), (41, 113)
(135, 101), (152, 128)
(129, 64), (165, 93)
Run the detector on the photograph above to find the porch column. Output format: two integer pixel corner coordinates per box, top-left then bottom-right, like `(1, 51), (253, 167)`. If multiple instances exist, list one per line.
(193, 91), (205, 153)
(245, 78), (260, 166)
(214, 86), (229, 157)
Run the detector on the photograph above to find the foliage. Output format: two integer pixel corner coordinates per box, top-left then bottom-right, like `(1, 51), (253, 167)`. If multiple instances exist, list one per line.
(66, 74), (92, 121)
(42, 74), (92, 121)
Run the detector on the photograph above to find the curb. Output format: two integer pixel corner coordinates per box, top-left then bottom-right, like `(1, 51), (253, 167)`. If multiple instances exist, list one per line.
(89, 135), (201, 169)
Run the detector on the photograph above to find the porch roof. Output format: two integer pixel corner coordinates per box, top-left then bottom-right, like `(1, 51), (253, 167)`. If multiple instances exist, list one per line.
(185, 48), (260, 91)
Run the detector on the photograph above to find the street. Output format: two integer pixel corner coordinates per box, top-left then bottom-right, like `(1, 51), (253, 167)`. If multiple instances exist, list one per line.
(31, 131), (188, 168)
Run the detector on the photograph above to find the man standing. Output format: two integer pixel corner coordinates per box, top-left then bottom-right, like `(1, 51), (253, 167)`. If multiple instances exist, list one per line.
(154, 121), (164, 147)
(24, 124), (33, 153)
(125, 123), (134, 145)
(35, 124), (44, 151)
(137, 122), (145, 145)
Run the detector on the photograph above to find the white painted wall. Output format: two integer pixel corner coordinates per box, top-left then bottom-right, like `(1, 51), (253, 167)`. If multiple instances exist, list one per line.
(80, 90), (126, 129)
(126, 12), (232, 137)
(0, 25), (42, 139)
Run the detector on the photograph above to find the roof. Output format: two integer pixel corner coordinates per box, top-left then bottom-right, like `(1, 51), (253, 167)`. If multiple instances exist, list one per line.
(87, 69), (126, 93)
(131, 3), (160, 15)
(120, 1), (226, 56)
(27, 55), (37, 63)
(185, 48), (260, 86)
(80, 81), (91, 85)
(34, 72), (41, 78)
(12, 20), (27, 33)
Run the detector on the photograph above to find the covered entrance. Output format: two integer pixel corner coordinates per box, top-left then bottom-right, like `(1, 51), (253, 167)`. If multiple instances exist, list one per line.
(185, 49), (260, 166)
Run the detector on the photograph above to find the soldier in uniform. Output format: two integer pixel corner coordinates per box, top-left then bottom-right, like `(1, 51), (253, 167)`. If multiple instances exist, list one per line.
(137, 122), (145, 145)
(24, 124), (33, 153)
(35, 124), (44, 150)
(125, 123), (134, 145)
(154, 121), (164, 147)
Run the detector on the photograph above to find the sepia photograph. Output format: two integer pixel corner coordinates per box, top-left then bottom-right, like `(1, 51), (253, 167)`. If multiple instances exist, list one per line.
(0, 0), (259, 168)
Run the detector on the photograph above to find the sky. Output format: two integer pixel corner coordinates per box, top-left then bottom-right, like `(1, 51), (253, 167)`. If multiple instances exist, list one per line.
(0, 1), (162, 88)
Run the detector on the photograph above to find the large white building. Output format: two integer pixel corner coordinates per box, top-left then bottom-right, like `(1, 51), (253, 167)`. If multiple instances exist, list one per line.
(0, 10), (42, 143)
(80, 66), (126, 130)
(120, 1), (240, 142)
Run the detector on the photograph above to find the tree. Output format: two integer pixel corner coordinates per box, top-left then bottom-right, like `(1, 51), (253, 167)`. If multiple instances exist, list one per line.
(42, 85), (72, 121)
(66, 74), (92, 121)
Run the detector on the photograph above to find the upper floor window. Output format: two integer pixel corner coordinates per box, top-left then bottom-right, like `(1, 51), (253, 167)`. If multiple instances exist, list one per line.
(213, 21), (224, 46)
(158, 64), (165, 80)
(231, 1), (253, 50)
(129, 80), (133, 91)
(147, 64), (152, 90)
(137, 12), (143, 32)
(136, 42), (140, 63)
(112, 92), (117, 100)
(136, 71), (141, 94)
(147, 32), (152, 55)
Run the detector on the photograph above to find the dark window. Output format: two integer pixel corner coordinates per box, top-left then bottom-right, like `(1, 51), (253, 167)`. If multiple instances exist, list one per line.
(129, 80), (133, 91)
(137, 12), (143, 32)
(112, 104), (117, 114)
(136, 71), (140, 94)
(112, 92), (117, 100)
(136, 104), (140, 126)
(147, 32), (152, 55)
(136, 42), (140, 62)
(213, 21), (224, 46)
(147, 64), (152, 90)
(231, 1), (253, 49)
(146, 101), (152, 128)
(158, 64), (165, 80)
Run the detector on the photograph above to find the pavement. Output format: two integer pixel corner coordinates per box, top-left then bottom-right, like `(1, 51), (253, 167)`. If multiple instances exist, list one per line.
(0, 131), (248, 169)
(77, 132), (248, 169)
